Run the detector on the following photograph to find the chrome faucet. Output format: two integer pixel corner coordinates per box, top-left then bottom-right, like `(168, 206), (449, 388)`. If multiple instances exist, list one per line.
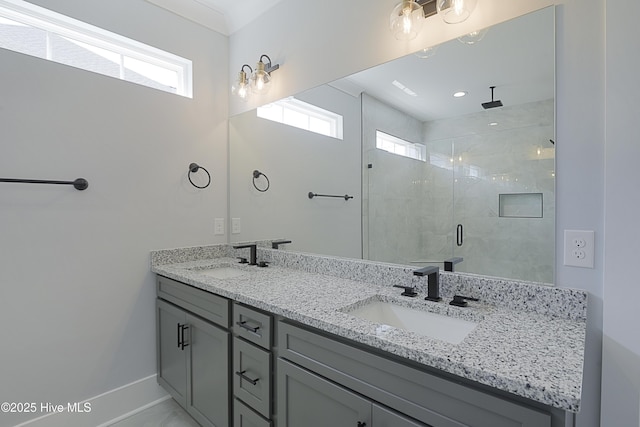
(413, 266), (441, 302)
(233, 243), (257, 265)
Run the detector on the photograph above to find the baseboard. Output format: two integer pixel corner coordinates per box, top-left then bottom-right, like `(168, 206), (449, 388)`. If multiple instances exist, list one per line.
(14, 375), (170, 427)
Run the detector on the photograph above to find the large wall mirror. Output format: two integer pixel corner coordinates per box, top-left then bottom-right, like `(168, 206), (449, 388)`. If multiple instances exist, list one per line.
(229, 6), (555, 284)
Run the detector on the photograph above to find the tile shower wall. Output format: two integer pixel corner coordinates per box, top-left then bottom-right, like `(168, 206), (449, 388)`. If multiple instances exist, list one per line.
(364, 95), (555, 283)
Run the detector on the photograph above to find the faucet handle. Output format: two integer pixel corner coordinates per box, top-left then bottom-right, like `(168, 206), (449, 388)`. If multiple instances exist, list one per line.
(393, 284), (418, 297)
(449, 295), (479, 307)
(237, 257), (248, 264)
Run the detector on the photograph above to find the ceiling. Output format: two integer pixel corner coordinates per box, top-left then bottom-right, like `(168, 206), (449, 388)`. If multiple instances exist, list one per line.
(334, 7), (554, 122)
(145, 0), (284, 35)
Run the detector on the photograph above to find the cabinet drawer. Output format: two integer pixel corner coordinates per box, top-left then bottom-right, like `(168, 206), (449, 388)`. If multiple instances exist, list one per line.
(234, 337), (272, 418)
(234, 398), (272, 427)
(279, 321), (551, 427)
(233, 303), (272, 349)
(157, 275), (230, 328)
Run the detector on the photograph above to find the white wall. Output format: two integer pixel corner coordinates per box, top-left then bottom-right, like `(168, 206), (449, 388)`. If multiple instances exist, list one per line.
(229, 84), (361, 258)
(602, 0), (640, 425)
(0, 1), (228, 425)
(230, 0), (606, 425)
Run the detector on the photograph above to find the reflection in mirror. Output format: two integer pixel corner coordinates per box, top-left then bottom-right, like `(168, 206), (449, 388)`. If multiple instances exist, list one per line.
(229, 6), (555, 284)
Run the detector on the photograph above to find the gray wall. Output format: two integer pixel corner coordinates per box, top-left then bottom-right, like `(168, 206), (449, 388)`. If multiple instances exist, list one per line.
(602, 0), (640, 425)
(230, 0), (607, 425)
(229, 84), (362, 258)
(0, 1), (228, 425)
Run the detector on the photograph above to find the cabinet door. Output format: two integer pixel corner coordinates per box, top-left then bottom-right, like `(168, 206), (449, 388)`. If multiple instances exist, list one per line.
(277, 359), (370, 427)
(373, 404), (431, 427)
(157, 299), (187, 406)
(186, 313), (230, 427)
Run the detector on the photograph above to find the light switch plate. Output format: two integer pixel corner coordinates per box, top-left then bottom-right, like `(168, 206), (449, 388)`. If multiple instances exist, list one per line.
(563, 230), (595, 268)
(214, 218), (224, 235)
(232, 218), (241, 234)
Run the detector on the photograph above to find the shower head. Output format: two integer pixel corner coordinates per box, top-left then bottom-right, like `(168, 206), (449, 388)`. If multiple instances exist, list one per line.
(481, 86), (503, 109)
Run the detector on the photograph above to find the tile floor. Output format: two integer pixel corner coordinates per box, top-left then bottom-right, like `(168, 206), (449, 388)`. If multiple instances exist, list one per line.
(108, 398), (199, 427)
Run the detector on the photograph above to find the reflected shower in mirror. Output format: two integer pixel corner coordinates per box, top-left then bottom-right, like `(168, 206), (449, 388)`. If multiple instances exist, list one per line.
(229, 6), (555, 284)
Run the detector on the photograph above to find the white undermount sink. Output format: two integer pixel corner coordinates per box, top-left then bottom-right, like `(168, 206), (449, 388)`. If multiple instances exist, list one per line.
(347, 300), (478, 344)
(195, 266), (248, 280)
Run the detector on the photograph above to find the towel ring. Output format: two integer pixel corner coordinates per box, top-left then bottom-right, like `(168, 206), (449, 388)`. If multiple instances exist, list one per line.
(188, 163), (211, 189)
(252, 170), (270, 192)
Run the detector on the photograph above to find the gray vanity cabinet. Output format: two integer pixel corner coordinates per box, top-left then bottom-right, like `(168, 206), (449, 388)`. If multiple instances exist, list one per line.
(157, 299), (188, 403)
(277, 358), (371, 427)
(156, 276), (231, 427)
(278, 321), (553, 427)
(373, 405), (432, 427)
(278, 358), (428, 427)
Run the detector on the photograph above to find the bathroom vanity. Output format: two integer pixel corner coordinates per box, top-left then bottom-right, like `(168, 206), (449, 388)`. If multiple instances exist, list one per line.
(152, 244), (586, 427)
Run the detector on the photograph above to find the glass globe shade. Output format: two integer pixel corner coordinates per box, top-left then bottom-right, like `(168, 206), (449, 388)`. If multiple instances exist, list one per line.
(251, 62), (272, 94)
(437, 0), (477, 24)
(232, 69), (251, 102)
(389, 0), (425, 41)
(457, 28), (488, 45)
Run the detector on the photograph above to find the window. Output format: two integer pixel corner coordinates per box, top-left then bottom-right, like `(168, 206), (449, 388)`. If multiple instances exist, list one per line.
(257, 97), (343, 140)
(0, 0), (192, 97)
(376, 130), (426, 161)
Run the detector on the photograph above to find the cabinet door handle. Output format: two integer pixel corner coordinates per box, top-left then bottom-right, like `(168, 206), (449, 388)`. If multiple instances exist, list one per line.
(180, 324), (190, 350)
(236, 320), (260, 333)
(177, 323), (182, 348)
(235, 370), (260, 385)
(456, 224), (464, 247)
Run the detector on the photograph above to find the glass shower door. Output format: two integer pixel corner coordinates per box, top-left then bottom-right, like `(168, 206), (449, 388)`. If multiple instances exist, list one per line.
(451, 123), (555, 283)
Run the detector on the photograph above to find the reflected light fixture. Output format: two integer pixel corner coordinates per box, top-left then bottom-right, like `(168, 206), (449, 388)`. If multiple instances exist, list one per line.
(390, 0), (425, 40)
(232, 64), (253, 102)
(414, 45), (438, 59)
(251, 54), (279, 95)
(436, 0), (477, 24)
(458, 28), (488, 45)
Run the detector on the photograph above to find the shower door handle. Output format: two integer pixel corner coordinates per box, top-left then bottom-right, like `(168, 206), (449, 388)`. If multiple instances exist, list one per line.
(456, 224), (464, 247)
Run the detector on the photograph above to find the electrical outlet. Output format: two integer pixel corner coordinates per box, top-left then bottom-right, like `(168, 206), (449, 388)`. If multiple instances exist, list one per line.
(564, 230), (594, 268)
(214, 218), (224, 235)
(232, 218), (241, 234)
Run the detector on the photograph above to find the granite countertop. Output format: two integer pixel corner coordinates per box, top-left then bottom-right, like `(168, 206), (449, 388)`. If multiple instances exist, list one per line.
(151, 247), (586, 413)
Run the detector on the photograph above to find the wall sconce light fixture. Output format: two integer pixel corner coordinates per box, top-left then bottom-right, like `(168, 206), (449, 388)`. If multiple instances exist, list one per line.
(436, 0), (477, 24)
(251, 55), (279, 95)
(389, 0), (426, 40)
(232, 64), (253, 102)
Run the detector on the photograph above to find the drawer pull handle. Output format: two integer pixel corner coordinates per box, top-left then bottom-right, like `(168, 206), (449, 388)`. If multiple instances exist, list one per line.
(236, 320), (261, 333)
(180, 324), (190, 350)
(235, 370), (260, 385)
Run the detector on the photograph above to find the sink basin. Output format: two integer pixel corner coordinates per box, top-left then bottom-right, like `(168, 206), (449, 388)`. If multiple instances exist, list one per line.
(195, 266), (248, 280)
(346, 300), (478, 344)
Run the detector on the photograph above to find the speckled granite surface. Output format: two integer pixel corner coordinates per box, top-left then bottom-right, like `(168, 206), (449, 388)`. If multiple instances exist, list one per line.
(151, 245), (587, 412)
